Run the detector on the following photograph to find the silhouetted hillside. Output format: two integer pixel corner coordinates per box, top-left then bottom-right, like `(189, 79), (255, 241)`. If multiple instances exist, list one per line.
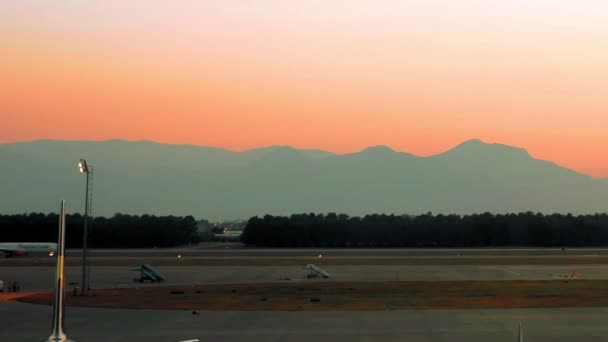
(1, 139), (606, 219)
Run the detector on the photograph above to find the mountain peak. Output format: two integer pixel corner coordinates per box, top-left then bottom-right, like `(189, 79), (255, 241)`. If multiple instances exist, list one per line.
(459, 138), (485, 146)
(442, 139), (531, 158)
(344, 145), (415, 161)
(360, 145), (396, 154)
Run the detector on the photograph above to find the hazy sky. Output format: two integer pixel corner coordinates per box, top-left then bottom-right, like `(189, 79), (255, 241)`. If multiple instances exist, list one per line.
(2, 1), (607, 177)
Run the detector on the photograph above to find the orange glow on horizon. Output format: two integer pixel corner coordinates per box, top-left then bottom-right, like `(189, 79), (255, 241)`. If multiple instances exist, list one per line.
(1, 1), (607, 177)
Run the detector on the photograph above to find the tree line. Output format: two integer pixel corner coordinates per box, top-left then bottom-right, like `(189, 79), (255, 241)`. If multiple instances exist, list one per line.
(5, 211), (608, 248)
(241, 212), (608, 247)
(0, 213), (200, 248)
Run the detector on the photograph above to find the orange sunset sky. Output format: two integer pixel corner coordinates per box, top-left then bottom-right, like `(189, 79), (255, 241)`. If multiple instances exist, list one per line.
(1, 1), (607, 177)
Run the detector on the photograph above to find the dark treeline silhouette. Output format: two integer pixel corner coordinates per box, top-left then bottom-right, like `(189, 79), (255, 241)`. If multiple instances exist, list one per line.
(241, 212), (608, 247)
(6, 212), (608, 248)
(0, 213), (199, 248)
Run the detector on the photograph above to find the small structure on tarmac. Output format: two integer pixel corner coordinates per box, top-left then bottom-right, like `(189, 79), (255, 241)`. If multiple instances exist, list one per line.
(306, 264), (330, 279)
(132, 264), (165, 283)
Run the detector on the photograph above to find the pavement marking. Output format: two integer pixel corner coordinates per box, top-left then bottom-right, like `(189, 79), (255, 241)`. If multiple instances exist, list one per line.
(505, 270), (520, 276)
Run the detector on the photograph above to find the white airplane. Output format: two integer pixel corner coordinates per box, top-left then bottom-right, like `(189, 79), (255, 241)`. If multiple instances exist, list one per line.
(0, 242), (58, 257)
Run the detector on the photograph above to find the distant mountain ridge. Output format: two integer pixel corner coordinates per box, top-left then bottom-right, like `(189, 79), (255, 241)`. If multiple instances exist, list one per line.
(0, 139), (605, 220)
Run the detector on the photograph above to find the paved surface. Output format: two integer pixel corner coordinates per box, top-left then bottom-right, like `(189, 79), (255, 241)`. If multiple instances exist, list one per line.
(1, 264), (606, 292)
(2, 301), (608, 341)
(2, 246), (608, 292)
(3, 248), (608, 341)
(64, 247), (608, 258)
(5, 247), (608, 267)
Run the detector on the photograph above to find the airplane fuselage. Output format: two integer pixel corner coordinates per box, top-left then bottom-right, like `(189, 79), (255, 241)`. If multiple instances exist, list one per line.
(0, 242), (58, 257)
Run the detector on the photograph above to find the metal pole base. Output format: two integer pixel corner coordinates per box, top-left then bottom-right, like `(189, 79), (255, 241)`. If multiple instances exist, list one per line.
(518, 323), (523, 342)
(45, 329), (75, 341)
(45, 201), (75, 342)
(45, 337), (75, 342)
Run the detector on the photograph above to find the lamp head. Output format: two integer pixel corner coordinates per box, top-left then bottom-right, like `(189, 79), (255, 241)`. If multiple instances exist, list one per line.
(78, 159), (88, 173)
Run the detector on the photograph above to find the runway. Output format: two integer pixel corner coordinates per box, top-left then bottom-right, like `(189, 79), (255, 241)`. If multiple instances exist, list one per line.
(63, 246), (608, 258)
(4, 247), (608, 267)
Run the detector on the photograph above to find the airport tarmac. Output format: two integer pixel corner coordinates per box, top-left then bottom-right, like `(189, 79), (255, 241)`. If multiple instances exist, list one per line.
(3, 248), (608, 341)
(1, 264), (606, 292)
(64, 247), (608, 258)
(5, 247), (608, 267)
(2, 247), (608, 291)
(2, 301), (608, 341)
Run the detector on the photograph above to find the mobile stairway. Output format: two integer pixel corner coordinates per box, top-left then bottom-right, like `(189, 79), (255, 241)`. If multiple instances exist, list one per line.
(133, 264), (165, 283)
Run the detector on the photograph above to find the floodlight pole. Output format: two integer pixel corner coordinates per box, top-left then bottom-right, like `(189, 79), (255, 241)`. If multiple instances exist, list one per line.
(80, 170), (90, 296)
(78, 159), (93, 296)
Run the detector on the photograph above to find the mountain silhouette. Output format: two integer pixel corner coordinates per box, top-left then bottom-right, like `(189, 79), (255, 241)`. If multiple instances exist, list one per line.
(1, 139), (606, 220)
